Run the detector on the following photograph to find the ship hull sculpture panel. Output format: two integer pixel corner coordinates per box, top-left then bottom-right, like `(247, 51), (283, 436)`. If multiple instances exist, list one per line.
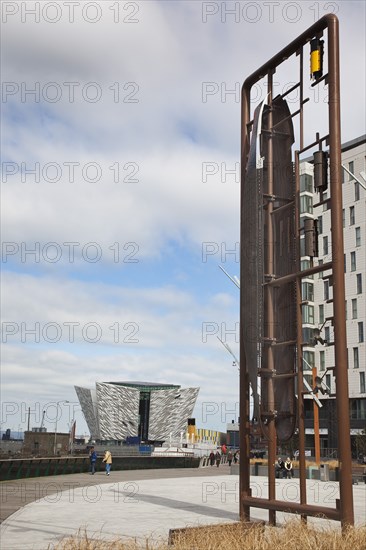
(243, 95), (297, 441)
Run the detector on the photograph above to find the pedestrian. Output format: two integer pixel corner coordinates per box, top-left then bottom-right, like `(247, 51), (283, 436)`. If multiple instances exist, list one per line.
(102, 449), (112, 475)
(233, 450), (239, 464)
(209, 451), (215, 467)
(284, 456), (294, 478)
(275, 457), (286, 479)
(215, 450), (221, 467)
(89, 446), (97, 475)
(227, 450), (233, 466)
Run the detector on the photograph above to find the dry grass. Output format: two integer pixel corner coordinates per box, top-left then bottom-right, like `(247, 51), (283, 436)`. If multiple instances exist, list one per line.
(54, 521), (366, 550)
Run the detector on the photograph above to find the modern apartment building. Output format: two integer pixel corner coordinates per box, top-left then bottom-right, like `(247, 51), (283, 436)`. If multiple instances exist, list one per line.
(300, 134), (366, 456)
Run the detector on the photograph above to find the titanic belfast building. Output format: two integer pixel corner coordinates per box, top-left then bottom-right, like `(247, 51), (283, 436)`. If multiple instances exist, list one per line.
(75, 381), (199, 443)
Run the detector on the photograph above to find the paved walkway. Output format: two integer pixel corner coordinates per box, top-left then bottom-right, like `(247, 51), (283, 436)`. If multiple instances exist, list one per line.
(0, 467), (365, 549)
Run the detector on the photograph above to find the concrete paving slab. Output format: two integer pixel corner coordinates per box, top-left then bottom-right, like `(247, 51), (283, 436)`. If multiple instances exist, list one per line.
(0, 474), (365, 549)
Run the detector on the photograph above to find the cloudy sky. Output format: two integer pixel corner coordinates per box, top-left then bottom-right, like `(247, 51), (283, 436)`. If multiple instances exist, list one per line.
(1, 0), (365, 438)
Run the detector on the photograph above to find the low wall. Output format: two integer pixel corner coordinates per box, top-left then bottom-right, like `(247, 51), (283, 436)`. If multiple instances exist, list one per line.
(0, 455), (200, 482)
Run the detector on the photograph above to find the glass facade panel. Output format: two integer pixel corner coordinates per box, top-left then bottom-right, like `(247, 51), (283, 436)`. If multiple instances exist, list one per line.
(303, 351), (315, 369)
(318, 216), (322, 234)
(351, 251), (356, 271)
(350, 399), (366, 420)
(302, 305), (314, 324)
(355, 182), (360, 201)
(302, 282), (314, 302)
(348, 161), (354, 180)
(319, 304), (324, 324)
(352, 298), (358, 319)
(356, 227), (361, 247)
(358, 322), (364, 343)
(320, 351), (325, 371)
(350, 206), (355, 225)
(360, 372), (365, 394)
(356, 274), (362, 294)
(300, 195), (313, 214)
(324, 280), (329, 301)
(300, 174), (313, 192)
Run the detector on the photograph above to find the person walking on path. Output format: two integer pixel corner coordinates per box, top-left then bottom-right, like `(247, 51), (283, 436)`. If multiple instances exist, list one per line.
(102, 449), (112, 475)
(215, 450), (221, 467)
(209, 451), (215, 467)
(89, 446), (97, 475)
(284, 456), (294, 478)
(227, 450), (233, 466)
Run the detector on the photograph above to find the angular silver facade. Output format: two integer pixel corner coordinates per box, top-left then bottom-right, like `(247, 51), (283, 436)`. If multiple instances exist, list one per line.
(75, 385), (99, 440)
(96, 382), (139, 440)
(75, 382), (199, 442)
(149, 387), (200, 440)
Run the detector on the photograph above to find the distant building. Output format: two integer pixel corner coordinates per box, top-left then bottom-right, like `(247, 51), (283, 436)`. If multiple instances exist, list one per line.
(22, 431), (70, 456)
(75, 381), (199, 443)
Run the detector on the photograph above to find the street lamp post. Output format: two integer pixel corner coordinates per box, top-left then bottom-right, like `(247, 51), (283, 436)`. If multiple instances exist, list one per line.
(54, 400), (69, 456)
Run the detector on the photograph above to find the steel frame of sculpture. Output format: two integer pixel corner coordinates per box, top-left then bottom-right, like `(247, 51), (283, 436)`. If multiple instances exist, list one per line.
(240, 14), (354, 528)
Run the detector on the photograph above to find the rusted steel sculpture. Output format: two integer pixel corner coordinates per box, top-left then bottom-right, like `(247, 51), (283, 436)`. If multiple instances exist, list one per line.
(243, 96), (297, 442)
(240, 14), (354, 529)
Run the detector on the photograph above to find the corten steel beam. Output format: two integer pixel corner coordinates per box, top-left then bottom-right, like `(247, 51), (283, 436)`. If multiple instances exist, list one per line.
(313, 367), (321, 465)
(327, 15), (354, 527)
(240, 496), (341, 521)
(265, 71), (277, 526)
(240, 14), (354, 528)
(239, 82), (251, 523)
(295, 152), (307, 520)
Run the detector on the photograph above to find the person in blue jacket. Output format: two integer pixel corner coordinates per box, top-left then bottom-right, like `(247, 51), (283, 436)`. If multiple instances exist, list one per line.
(89, 446), (97, 475)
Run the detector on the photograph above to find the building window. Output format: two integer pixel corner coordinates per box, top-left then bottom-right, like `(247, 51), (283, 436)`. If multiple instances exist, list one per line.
(357, 273), (362, 294)
(300, 195), (313, 214)
(320, 350), (325, 371)
(323, 192), (329, 212)
(324, 280), (329, 301)
(303, 327), (314, 345)
(355, 181), (360, 201)
(302, 282), (314, 302)
(349, 206), (355, 225)
(360, 372), (365, 394)
(356, 227), (361, 247)
(342, 208), (345, 228)
(348, 161), (354, 180)
(353, 347), (359, 369)
(300, 174), (313, 192)
(326, 374), (331, 393)
(303, 351), (315, 369)
(318, 216), (323, 234)
(350, 399), (366, 420)
(359, 322), (364, 343)
(325, 326), (330, 343)
(301, 259), (313, 278)
(302, 305), (314, 324)
(318, 259), (323, 279)
(352, 298), (358, 319)
(351, 251), (356, 272)
(323, 236), (328, 256)
(319, 304), (324, 324)
(300, 237), (305, 257)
